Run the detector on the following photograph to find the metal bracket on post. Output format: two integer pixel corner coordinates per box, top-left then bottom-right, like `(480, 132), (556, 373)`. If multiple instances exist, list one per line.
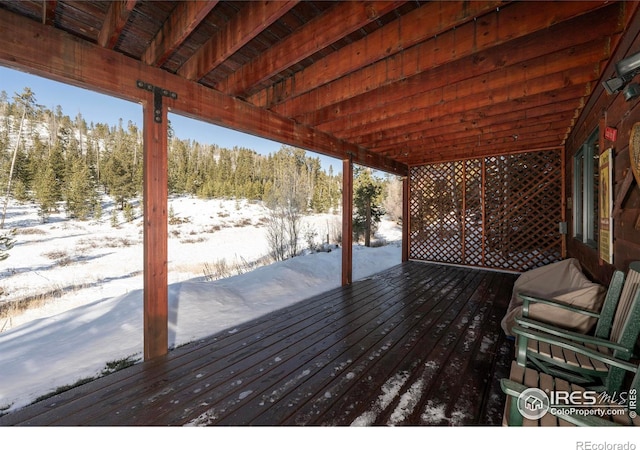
(136, 80), (178, 123)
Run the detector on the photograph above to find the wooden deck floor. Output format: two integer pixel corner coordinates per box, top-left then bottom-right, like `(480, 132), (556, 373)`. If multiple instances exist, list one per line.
(0, 261), (518, 426)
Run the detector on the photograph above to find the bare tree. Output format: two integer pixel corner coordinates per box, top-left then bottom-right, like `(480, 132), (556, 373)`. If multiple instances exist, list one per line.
(266, 206), (288, 262)
(382, 175), (403, 224)
(264, 146), (308, 260)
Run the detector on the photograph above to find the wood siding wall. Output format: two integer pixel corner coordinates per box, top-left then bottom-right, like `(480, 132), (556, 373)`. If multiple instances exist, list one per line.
(566, 9), (640, 285)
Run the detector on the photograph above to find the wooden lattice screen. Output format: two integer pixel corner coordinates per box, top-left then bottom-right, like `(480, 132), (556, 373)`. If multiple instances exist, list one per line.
(409, 150), (563, 272)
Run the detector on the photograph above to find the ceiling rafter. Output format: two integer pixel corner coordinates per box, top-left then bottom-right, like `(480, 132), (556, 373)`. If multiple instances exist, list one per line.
(0, 0), (634, 167)
(320, 64), (598, 139)
(366, 106), (579, 150)
(301, 38), (609, 130)
(337, 84), (590, 150)
(271, 1), (613, 121)
(97, 0), (136, 49)
(376, 121), (571, 154)
(0, 7), (406, 176)
(373, 111), (578, 151)
(404, 138), (566, 165)
(177, 0), (299, 81)
(42, 0), (57, 25)
(216, 0), (405, 98)
(248, 0), (506, 109)
(294, 9), (616, 129)
(142, 0), (219, 67)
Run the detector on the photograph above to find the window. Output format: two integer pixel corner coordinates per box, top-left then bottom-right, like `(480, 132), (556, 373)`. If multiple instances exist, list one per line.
(573, 128), (599, 247)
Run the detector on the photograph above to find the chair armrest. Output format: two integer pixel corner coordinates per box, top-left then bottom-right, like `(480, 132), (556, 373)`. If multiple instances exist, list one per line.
(500, 378), (526, 398)
(512, 324), (637, 363)
(519, 293), (600, 319)
(513, 316), (629, 354)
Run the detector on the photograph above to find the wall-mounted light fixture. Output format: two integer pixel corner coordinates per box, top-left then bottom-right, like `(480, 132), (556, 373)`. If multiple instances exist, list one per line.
(602, 50), (640, 102)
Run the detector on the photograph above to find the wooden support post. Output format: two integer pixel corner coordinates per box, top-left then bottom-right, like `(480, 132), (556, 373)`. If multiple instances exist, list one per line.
(461, 162), (467, 264)
(402, 175), (409, 262)
(142, 86), (171, 360)
(560, 148), (567, 259)
(481, 159), (486, 266)
(342, 158), (353, 286)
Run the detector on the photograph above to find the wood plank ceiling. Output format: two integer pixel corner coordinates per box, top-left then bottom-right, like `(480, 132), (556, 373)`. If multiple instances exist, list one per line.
(0, 1), (632, 172)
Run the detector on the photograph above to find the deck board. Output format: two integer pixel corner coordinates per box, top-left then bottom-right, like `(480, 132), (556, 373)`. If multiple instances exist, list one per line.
(0, 261), (518, 426)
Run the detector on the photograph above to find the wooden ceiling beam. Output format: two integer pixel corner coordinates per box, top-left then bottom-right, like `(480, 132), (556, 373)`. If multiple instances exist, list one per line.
(248, 0), (506, 108)
(400, 137), (565, 166)
(305, 38), (608, 129)
(352, 98), (581, 146)
(374, 122), (570, 155)
(142, 1), (219, 67)
(336, 84), (588, 142)
(357, 104), (578, 145)
(322, 64), (597, 140)
(0, 8), (406, 176)
(295, 5), (617, 127)
(371, 111), (577, 151)
(97, 0), (137, 49)
(216, 1), (405, 98)
(177, 0), (298, 81)
(272, 1), (615, 120)
(400, 136), (568, 164)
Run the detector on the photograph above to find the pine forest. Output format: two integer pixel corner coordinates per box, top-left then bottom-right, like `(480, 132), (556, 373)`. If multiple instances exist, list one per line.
(0, 88), (349, 222)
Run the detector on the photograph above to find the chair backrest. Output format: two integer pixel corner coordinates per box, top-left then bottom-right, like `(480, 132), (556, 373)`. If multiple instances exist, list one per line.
(594, 269), (625, 338)
(611, 261), (640, 343)
(606, 284), (640, 392)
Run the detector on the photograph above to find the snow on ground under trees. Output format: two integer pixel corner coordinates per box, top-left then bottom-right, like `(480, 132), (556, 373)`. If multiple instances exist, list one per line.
(0, 195), (401, 414)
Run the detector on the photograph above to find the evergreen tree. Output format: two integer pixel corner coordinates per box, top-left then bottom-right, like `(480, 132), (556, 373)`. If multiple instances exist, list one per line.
(353, 167), (385, 247)
(33, 163), (59, 222)
(91, 122), (111, 187)
(12, 179), (29, 202)
(110, 208), (119, 228)
(64, 156), (94, 220)
(93, 199), (103, 221)
(1, 87), (37, 228)
(123, 201), (135, 222)
(11, 144), (32, 201)
(27, 136), (48, 186)
(102, 148), (138, 209)
(47, 142), (65, 202)
(0, 85), (348, 227)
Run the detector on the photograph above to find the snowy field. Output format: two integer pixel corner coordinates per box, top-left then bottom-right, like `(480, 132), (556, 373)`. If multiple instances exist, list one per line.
(0, 196), (402, 414)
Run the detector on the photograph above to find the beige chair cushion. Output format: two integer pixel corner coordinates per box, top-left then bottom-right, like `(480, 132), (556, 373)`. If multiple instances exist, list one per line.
(501, 258), (606, 336)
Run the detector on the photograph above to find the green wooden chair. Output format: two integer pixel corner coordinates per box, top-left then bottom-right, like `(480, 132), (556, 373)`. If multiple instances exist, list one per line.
(512, 261), (640, 393)
(501, 358), (639, 426)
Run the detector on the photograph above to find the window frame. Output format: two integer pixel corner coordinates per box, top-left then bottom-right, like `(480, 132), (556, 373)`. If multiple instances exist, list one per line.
(573, 128), (599, 248)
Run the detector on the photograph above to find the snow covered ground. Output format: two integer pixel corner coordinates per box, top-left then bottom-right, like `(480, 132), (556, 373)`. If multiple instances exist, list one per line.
(0, 197), (624, 447)
(0, 195), (401, 415)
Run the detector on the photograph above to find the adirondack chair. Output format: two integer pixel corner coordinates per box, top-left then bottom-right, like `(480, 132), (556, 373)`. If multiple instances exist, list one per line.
(512, 261), (640, 393)
(501, 358), (639, 426)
